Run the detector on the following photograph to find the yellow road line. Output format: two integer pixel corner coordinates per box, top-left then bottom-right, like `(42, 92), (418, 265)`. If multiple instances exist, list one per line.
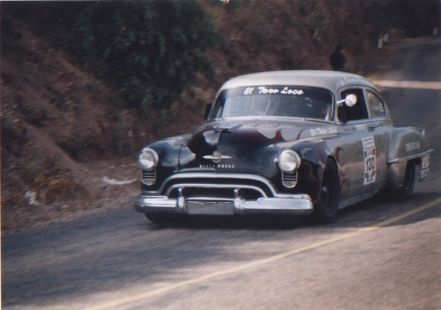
(89, 197), (441, 310)
(373, 80), (441, 90)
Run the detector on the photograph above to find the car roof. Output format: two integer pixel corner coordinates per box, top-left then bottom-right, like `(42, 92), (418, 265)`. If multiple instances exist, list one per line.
(220, 70), (378, 94)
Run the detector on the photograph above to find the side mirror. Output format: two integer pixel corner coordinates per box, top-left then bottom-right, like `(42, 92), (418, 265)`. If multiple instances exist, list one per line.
(337, 94), (357, 107)
(204, 103), (212, 119)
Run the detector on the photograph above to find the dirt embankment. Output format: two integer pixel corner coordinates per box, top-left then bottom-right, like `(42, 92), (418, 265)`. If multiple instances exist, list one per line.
(1, 16), (153, 230)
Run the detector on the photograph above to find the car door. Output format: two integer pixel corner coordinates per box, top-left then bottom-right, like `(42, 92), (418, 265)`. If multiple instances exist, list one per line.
(364, 88), (389, 187)
(337, 87), (387, 198)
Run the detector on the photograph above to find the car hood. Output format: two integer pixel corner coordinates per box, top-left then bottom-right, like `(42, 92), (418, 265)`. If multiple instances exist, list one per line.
(178, 119), (337, 173)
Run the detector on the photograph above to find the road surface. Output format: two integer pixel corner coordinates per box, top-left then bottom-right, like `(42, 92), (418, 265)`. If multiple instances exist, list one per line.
(2, 38), (441, 310)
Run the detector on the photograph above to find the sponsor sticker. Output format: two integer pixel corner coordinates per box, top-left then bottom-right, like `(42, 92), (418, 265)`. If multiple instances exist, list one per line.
(362, 136), (376, 185)
(309, 127), (338, 136)
(243, 86), (304, 96)
(421, 154), (430, 170)
(420, 154), (430, 179)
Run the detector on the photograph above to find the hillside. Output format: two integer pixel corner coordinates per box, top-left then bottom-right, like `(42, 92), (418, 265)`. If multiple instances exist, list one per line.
(1, 16), (148, 229)
(1, 1), (439, 230)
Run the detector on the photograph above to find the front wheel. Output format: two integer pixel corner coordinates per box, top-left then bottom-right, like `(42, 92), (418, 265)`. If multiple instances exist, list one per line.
(313, 159), (340, 223)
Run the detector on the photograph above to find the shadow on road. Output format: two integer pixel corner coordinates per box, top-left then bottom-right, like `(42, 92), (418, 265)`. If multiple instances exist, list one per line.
(143, 192), (441, 231)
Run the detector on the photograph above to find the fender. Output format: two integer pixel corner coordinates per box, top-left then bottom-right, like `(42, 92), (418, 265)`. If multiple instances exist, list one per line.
(387, 126), (432, 188)
(143, 134), (191, 190)
(292, 139), (335, 202)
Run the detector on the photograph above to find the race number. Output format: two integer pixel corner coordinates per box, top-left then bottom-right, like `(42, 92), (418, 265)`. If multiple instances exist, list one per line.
(362, 136), (376, 185)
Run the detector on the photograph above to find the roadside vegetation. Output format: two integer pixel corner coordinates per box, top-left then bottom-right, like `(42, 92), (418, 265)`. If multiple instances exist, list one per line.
(71, 1), (218, 113)
(1, 0), (439, 230)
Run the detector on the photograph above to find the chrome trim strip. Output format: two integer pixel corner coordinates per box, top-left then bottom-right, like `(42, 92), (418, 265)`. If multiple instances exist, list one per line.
(141, 170), (157, 186)
(166, 183), (267, 197)
(282, 171), (298, 188)
(388, 149), (434, 164)
(186, 196), (235, 202)
(159, 172), (281, 196)
(203, 155), (232, 160)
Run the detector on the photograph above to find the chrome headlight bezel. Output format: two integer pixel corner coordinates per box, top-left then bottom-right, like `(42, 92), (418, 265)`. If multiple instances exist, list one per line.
(277, 149), (301, 173)
(138, 148), (159, 170)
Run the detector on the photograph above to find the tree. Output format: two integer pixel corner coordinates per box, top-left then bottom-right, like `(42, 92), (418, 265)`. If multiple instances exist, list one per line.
(72, 1), (217, 113)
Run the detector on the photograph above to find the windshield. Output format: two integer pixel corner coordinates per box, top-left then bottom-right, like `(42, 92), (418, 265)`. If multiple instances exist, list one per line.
(209, 85), (334, 121)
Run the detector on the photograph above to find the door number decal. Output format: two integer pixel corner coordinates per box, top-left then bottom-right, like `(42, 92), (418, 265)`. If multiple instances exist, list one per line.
(362, 136), (376, 185)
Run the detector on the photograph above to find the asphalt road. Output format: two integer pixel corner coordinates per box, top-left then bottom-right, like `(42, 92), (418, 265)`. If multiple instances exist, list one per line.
(2, 39), (441, 310)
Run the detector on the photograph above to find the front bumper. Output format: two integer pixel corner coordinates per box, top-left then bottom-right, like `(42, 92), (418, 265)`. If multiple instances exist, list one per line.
(134, 194), (313, 216)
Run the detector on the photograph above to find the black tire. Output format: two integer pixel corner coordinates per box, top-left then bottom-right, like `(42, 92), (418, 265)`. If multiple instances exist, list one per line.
(313, 159), (340, 223)
(398, 161), (417, 197)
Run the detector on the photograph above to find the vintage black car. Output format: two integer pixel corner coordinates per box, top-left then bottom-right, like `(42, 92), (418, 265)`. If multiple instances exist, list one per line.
(135, 71), (432, 223)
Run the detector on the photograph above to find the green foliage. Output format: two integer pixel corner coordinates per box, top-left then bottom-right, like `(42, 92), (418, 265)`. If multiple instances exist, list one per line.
(71, 1), (217, 113)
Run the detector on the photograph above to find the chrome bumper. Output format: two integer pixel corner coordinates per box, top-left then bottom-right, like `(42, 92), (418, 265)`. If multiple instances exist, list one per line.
(134, 194), (313, 216)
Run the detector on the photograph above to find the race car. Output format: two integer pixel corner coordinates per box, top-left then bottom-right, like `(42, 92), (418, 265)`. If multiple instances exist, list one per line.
(135, 70), (432, 223)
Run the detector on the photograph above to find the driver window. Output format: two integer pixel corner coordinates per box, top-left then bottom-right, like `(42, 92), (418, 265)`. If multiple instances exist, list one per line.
(339, 88), (368, 121)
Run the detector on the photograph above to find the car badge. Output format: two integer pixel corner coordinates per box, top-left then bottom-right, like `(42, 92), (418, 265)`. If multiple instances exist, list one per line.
(203, 151), (232, 164)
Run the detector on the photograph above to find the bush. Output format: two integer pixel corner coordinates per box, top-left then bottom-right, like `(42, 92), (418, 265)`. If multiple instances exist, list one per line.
(71, 1), (217, 113)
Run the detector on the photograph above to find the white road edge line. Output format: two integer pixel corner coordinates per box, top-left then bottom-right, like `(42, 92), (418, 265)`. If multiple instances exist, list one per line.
(84, 197), (441, 309)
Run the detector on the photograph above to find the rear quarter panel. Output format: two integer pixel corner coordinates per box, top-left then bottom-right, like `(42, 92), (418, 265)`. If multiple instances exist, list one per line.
(387, 126), (431, 188)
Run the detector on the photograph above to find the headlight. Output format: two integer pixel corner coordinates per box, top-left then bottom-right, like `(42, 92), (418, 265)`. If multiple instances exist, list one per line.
(138, 148), (158, 170)
(277, 149), (301, 172)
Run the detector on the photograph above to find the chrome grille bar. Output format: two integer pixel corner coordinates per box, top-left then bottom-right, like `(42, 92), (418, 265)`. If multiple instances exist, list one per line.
(159, 172), (295, 198)
(165, 183), (267, 197)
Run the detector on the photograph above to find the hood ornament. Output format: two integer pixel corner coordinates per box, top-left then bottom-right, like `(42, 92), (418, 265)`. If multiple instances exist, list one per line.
(203, 151), (232, 164)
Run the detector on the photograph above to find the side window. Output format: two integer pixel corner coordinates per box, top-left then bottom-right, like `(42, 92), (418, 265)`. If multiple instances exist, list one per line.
(366, 90), (386, 118)
(339, 88), (369, 122)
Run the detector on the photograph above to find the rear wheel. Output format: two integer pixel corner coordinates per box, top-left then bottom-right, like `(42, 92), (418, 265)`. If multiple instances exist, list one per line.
(313, 159), (340, 223)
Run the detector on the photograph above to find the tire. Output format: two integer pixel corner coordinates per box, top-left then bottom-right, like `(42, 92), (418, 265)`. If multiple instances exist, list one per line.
(398, 161), (417, 197)
(313, 159), (340, 223)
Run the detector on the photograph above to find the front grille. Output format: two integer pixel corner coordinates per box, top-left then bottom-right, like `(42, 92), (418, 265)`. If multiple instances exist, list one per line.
(142, 170), (156, 186)
(168, 187), (262, 201)
(159, 173), (277, 200)
(162, 177), (272, 196)
(282, 171), (298, 188)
